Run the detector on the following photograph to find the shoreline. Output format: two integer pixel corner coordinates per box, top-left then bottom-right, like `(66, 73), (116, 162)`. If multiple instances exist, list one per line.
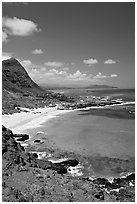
(2, 101), (135, 133)
(2, 106), (74, 134)
(2, 105), (135, 202)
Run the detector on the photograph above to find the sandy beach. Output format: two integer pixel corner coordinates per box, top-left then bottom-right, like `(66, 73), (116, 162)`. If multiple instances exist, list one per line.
(2, 106), (73, 134)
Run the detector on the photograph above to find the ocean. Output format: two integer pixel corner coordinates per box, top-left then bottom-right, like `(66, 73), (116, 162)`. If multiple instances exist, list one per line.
(25, 88), (135, 160)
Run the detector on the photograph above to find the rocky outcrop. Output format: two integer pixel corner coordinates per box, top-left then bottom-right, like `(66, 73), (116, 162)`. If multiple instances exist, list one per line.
(2, 125), (135, 202)
(13, 134), (29, 141)
(2, 125), (48, 169)
(2, 58), (40, 92)
(2, 126), (79, 174)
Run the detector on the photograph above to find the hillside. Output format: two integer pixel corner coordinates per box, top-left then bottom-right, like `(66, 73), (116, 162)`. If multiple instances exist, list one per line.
(2, 58), (73, 114)
(2, 58), (43, 94)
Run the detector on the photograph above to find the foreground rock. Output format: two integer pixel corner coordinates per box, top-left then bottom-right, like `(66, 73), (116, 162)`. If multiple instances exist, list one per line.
(2, 125), (135, 202)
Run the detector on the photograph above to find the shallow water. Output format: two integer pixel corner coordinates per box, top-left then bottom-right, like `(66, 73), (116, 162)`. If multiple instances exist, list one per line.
(26, 109), (135, 159)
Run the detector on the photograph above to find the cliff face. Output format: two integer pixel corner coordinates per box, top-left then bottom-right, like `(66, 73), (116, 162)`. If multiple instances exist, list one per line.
(2, 58), (41, 93)
(2, 58), (49, 113)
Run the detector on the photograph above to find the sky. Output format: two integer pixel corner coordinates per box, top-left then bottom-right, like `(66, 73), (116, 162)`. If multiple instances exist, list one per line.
(2, 2), (135, 88)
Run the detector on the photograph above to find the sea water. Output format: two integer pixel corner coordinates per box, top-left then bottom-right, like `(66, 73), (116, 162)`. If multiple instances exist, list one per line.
(24, 107), (134, 160)
(25, 88), (135, 159)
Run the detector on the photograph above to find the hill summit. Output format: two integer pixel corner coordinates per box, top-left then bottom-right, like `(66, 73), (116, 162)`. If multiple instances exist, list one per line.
(2, 58), (72, 114)
(2, 58), (41, 94)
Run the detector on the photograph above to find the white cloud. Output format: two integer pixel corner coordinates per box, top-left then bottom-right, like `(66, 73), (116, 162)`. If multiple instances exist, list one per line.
(67, 70), (88, 81)
(2, 17), (41, 42)
(2, 31), (8, 42)
(104, 59), (116, 64)
(83, 58), (98, 65)
(44, 61), (63, 67)
(93, 72), (118, 79)
(94, 72), (107, 79)
(20, 60), (32, 67)
(2, 52), (12, 60)
(18, 58), (117, 86)
(111, 74), (117, 78)
(32, 49), (43, 54)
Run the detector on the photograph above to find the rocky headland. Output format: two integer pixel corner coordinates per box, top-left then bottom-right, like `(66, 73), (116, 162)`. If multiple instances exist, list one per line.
(2, 125), (135, 202)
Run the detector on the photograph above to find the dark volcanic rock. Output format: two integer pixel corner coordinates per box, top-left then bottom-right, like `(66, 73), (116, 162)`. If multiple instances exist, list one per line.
(13, 134), (29, 141)
(126, 173), (135, 182)
(2, 58), (40, 92)
(2, 125), (135, 202)
(94, 191), (104, 200)
(93, 178), (108, 185)
(34, 139), (41, 143)
(54, 159), (79, 168)
(2, 125), (15, 154)
(2, 126), (47, 169)
(52, 164), (68, 174)
(51, 159), (79, 174)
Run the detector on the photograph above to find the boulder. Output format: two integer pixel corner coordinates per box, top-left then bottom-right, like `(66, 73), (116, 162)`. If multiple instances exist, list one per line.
(50, 159), (79, 174)
(52, 164), (68, 174)
(126, 173), (135, 182)
(54, 159), (79, 167)
(93, 178), (108, 185)
(113, 178), (128, 188)
(34, 139), (41, 143)
(13, 134), (29, 141)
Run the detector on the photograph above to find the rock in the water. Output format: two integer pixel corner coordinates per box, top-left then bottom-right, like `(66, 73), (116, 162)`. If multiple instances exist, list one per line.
(34, 139), (44, 144)
(126, 173), (135, 182)
(93, 178), (108, 185)
(13, 134), (29, 141)
(50, 159), (79, 174)
(54, 159), (79, 167)
(52, 164), (68, 174)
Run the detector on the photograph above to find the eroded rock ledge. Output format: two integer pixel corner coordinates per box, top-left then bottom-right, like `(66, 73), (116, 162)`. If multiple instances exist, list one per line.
(2, 125), (135, 202)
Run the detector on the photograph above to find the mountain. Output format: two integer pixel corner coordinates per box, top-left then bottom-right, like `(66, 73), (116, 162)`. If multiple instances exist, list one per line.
(2, 58), (73, 114)
(2, 58), (43, 94)
(84, 85), (118, 89)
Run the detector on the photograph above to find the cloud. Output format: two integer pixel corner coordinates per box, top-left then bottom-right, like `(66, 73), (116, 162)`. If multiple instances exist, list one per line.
(93, 72), (107, 79)
(67, 70), (88, 81)
(44, 61), (63, 67)
(83, 58), (98, 65)
(2, 17), (41, 42)
(20, 59), (47, 74)
(2, 31), (8, 42)
(93, 72), (118, 79)
(104, 59), (116, 64)
(2, 52), (13, 60)
(19, 58), (117, 86)
(32, 49), (43, 54)
(111, 74), (117, 78)
(20, 60), (32, 67)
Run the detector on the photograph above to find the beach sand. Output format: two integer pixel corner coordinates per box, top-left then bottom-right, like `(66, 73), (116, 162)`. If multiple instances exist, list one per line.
(2, 105), (135, 179)
(2, 106), (73, 134)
